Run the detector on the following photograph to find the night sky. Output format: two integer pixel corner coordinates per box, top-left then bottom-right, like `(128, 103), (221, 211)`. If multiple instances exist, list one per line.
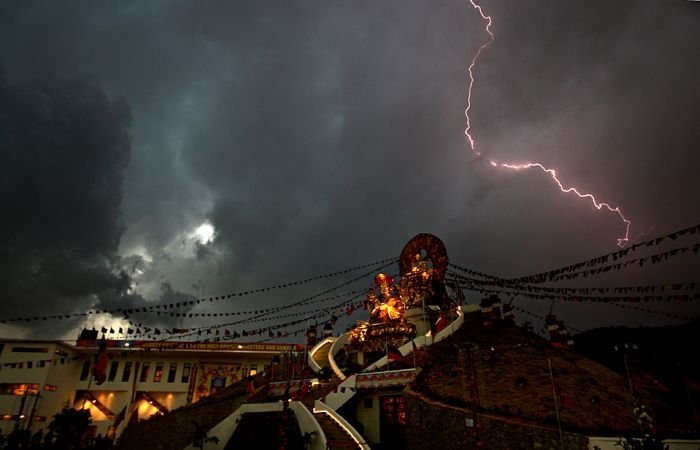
(1, 0), (699, 341)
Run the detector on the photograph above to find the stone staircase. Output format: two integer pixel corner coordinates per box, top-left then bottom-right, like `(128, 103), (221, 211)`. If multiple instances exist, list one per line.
(115, 375), (268, 450)
(322, 374), (357, 411)
(300, 379), (341, 411)
(225, 411), (305, 450)
(313, 411), (363, 449)
(311, 339), (334, 369)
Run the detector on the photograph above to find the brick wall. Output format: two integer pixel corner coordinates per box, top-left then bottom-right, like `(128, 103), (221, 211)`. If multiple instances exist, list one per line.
(403, 389), (589, 450)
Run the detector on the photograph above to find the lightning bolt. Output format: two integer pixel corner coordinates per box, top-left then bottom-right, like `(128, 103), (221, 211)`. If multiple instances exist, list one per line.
(465, 0), (493, 156)
(465, 0), (631, 247)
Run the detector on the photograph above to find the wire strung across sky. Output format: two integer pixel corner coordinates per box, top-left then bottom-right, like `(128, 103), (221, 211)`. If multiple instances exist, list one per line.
(107, 291), (367, 343)
(146, 262), (393, 342)
(454, 281), (700, 307)
(0, 257), (397, 324)
(137, 293), (366, 343)
(446, 272), (699, 296)
(126, 289), (367, 318)
(507, 223), (700, 284)
(8, 224), (699, 344)
(447, 272), (700, 299)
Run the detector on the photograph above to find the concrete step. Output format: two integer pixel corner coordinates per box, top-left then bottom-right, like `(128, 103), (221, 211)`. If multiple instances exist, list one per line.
(313, 412), (362, 449)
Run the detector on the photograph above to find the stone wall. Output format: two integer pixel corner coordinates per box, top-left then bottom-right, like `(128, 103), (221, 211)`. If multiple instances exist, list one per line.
(403, 389), (589, 450)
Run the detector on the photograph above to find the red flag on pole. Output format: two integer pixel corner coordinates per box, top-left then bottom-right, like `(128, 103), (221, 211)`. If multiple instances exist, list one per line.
(92, 337), (109, 385)
(247, 379), (256, 396)
(435, 315), (448, 333)
(387, 345), (405, 362)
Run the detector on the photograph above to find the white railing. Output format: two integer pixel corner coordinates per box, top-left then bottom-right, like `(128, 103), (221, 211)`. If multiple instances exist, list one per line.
(308, 337), (335, 373)
(313, 400), (371, 450)
(181, 402), (284, 450)
(290, 401), (327, 450)
(181, 400), (328, 450)
(322, 374), (357, 411)
(328, 332), (349, 380)
(433, 309), (464, 343)
(363, 310), (463, 372)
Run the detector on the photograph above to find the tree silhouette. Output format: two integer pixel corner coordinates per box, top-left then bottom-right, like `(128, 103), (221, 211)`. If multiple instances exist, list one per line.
(190, 421), (219, 450)
(48, 407), (92, 449)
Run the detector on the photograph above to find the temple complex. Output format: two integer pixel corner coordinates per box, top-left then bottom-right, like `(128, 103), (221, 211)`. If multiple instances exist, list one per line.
(2, 234), (699, 449)
(114, 234), (700, 449)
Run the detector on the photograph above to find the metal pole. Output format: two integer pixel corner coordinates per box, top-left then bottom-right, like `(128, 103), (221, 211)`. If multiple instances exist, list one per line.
(26, 389), (42, 431)
(14, 387), (29, 431)
(84, 362), (94, 410)
(385, 337), (389, 370)
(622, 353), (633, 395)
(303, 319), (309, 376)
(547, 357), (564, 450)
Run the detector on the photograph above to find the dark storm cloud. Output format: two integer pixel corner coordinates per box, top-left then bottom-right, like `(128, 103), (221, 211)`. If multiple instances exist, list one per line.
(0, 71), (197, 336)
(0, 72), (131, 320)
(176, 1), (484, 277)
(0, 0), (698, 336)
(176, 0), (700, 279)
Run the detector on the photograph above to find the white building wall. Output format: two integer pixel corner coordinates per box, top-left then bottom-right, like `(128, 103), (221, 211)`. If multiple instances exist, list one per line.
(0, 339), (292, 438)
(0, 341), (81, 435)
(355, 393), (381, 444)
